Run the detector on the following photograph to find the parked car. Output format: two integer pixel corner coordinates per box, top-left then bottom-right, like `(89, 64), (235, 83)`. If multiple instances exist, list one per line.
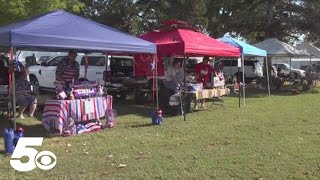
(273, 63), (305, 78)
(214, 59), (263, 83)
(28, 54), (134, 98)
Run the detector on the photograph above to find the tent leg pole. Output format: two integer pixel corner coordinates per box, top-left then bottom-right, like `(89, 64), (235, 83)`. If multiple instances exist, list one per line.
(242, 55), (245, 107)
(266, 56), (271, 101)
(183, 57), (187, 121)
(104, 53), (108, 95)
(238, 66), (241, 108)
(155, 54), (159, 109)
(310, 56), (312, 67)
(290, 57), (292, 81)
(11, 47), (17, 130)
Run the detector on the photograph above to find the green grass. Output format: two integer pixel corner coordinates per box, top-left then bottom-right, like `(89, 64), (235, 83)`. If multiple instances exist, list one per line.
(1, 89), (320, 179)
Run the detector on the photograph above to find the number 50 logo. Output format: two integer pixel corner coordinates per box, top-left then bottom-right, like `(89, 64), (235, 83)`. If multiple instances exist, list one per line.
(10, 137), (57, 172)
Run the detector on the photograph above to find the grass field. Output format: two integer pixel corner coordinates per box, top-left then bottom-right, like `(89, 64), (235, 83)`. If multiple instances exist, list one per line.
(0, 89), (320, 179)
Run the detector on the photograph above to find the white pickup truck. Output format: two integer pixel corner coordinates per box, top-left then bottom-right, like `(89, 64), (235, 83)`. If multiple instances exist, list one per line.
(273, 63), (305, 78)
(28, 54), (134, 98)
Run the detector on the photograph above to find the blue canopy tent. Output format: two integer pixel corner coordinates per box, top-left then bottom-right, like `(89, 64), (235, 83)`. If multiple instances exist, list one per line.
(0, 10), (157, 129)
(218, 36), (270, 106)
(0, 10), (156, 53)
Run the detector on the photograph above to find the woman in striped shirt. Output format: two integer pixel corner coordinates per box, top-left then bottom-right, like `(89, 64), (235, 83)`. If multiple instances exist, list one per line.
(15, 70), (37, 119)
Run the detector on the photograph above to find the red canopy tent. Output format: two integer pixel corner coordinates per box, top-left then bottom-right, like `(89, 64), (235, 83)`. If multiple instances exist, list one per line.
(134, 20), (240, 78)
(135, 21), (241, 120)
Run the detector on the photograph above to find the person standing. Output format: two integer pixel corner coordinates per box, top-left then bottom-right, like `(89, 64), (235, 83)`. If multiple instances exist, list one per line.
(306, 64), (316, 76)
(213, 61), (225, 83)
(194, 56), (213, 109)
(55, 49), (80, 88)
(305, 64), (317, 88)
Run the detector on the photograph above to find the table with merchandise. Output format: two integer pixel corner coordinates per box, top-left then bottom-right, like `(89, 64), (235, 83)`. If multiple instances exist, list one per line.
(42, 81), (113, 135)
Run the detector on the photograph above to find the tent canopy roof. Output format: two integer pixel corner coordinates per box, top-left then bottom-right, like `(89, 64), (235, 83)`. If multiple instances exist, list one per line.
(218, 36), (267, 57)
(296, 42), (320, 58)
(254, 38), (306, 57)
(139, 28), (240, 57)
(0, 10), (156, 54)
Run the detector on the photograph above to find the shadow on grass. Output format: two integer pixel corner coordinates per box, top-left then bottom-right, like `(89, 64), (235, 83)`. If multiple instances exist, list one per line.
(113, 99), (154, 118)
(226, 84), (316, 99)
(0, 110), (56, 139)
(130, 124), (153, 128)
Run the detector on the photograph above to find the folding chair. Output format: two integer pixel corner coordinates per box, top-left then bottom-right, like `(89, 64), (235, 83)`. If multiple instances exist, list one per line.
(233, 82), (242, 97)
(0, 87), (9, 117)
(210, 88), (225, 108)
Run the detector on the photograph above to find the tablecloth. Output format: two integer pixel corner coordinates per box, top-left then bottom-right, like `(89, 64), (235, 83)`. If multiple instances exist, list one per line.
(42, 96), (112, 133)
(186, 88), (230, 100)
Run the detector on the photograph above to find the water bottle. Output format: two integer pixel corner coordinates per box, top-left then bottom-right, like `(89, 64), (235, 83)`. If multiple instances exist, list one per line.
(151, 109), (163, 125)
(106, 109), (116, 128)
(4, 128), (15, 154)
(96, 80), (101, 97)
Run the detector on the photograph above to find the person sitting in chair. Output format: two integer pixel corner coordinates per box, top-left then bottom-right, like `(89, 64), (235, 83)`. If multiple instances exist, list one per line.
(15, 70), (37, 119)
(163, 59), (184, 93)
(160, 59), (184, 115)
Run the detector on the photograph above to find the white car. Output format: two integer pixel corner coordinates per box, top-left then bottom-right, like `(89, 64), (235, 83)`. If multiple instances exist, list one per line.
(273, 63), (305, 78)
(28, 54), (134, 97)
(214, 59), (263, 83)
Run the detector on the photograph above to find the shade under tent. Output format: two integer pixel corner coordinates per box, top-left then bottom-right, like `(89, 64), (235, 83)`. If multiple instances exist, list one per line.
(218, 36), (269, 107)
(137, 20), (241, 120)
(0, 10), (157, 129)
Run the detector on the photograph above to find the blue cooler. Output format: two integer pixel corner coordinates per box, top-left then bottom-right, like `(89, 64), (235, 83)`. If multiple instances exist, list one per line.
(4, 128), (15, 154)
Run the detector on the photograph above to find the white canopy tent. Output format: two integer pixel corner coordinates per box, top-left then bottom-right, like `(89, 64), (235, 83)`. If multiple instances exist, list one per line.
(254, 38), (308, 82)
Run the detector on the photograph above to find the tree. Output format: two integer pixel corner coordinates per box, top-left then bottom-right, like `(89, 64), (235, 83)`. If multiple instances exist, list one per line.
(80, 0), (144, 34)
(0, 0), (84, 26)
(138, 0), (209, 31)
(299, 0), (320, 47)
(80, 0), (209, 35)
(1, 0), (319, 47)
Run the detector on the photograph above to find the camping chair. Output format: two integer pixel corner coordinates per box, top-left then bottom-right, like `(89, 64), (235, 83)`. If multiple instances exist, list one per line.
(210, 88), (226, 108)
(0, 86), (9, 116)
(233, 82), (242, 97)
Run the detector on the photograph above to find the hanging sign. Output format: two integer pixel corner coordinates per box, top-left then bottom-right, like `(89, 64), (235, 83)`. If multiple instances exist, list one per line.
(237, 58), (242, 67)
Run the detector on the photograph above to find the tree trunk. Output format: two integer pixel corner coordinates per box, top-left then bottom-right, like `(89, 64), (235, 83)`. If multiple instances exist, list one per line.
(265, 0), (275, 39)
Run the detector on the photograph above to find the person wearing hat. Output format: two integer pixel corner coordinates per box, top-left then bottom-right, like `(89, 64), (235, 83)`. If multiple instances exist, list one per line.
(55, 49), (80, 88)
(194, 56), (213, 110)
